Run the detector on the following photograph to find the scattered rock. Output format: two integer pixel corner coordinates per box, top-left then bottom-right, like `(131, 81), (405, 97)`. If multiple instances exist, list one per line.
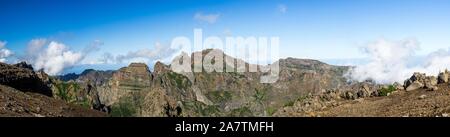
(345, 91), (355, 100)
(438, 70), (449, 84)
(424, 76), (438, 91)
(425, 76), (438, 87)
(406, 81), (424, 92)
(403, 72), (445, 92)
(355, 98), (364, 102)
(356, 84), (371, 98)
(429, 86), (439, 91)
(405, 72), (426, 86)
(418, 95), (427, 100)
(393, 82), (404, 90)
(33, 113), (45, 117)
(403, 72), (442, 92)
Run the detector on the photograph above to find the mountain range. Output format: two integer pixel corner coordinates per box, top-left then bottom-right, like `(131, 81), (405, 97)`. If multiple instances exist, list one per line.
(1, 49), (449, 117)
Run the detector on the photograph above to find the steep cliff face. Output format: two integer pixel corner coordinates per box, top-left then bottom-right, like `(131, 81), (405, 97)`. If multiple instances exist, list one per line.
(77, 69), (114, 112)
(178, 50), (349, 116)
(53, 69), (114, 112)
(76, 69), (114, 86)
(128, 49), (348, 117)
(54, 49), (350, 117)
(96, 62), (185, 117)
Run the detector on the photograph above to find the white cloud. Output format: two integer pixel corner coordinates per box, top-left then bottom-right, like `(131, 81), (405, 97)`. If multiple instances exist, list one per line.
(346, 38), (450, 84)
(33, 41), (83, 75)
(0, 41), (6, 49)
(421, 48), (450, 75)
(0, 41), (13, 63)
(27, 38), (47, 55)
(194, 12), (220, 24)
(97, 52), (115, 64)
(99, 42), (179, 65)
(23, 38), (102, 75)
(116, 42), (179, 63)
(278, 4), (287, 13)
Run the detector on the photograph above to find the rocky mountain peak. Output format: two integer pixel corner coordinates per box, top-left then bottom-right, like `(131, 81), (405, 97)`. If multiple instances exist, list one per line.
(279, 57), (335, 70)
(113, 63), (152, 86)
(119, 63), (151, 75)
(80, 69), (96, 76)
(98, 62), (153, 106)
(13, 61), (34, 70)
(0, 62), (52, 96)
(129, 62), (149, 68)
(153, 61), (170, 75)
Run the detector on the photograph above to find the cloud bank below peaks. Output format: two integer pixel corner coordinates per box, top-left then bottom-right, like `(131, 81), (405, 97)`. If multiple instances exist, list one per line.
(99, 42), (179, 65)
(0, 41), (13, 63)
(346, 38), (450, 84)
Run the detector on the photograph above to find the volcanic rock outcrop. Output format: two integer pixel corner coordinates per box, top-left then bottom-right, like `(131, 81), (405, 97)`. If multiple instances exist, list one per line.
(0, 62), (106, 117)
(404, 72), (439, 91)
(61, 49), (349, 117)
(0, 62), (52, 96)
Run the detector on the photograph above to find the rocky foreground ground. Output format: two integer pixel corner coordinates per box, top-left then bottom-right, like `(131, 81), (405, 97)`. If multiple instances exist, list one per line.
(0, 84), (106, 117)
(275, 83), (450, 117)
(275, 71), (450, 117)
(318, 84), (450, 117)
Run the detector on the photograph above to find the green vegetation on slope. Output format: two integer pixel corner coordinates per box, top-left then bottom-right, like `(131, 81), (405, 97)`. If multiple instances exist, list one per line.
(54, 81), (78, 102)
(110, 99), (137, 117)
(379, 85), (396, 96)
(254, 88), (267, 104)
(167, 72), (191, 89)
(182, 101), (221, 116)
(207, 90), (233, 103)
(230, 106), (253, 117)
(54, 81), (92, 108)
(284, 95), (308, 107)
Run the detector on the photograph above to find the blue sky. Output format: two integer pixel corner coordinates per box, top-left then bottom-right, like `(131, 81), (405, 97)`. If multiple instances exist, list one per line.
(1, 0), (450, 74)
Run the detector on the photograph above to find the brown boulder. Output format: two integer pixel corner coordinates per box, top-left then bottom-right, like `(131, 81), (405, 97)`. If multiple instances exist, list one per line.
(406, 81), (424, 92)
(438, 70), (449, 84)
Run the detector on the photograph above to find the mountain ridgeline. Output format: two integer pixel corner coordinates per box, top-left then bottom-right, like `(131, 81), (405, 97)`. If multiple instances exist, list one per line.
(56, 49), (349, 117)
(2, 49), (449, 117)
